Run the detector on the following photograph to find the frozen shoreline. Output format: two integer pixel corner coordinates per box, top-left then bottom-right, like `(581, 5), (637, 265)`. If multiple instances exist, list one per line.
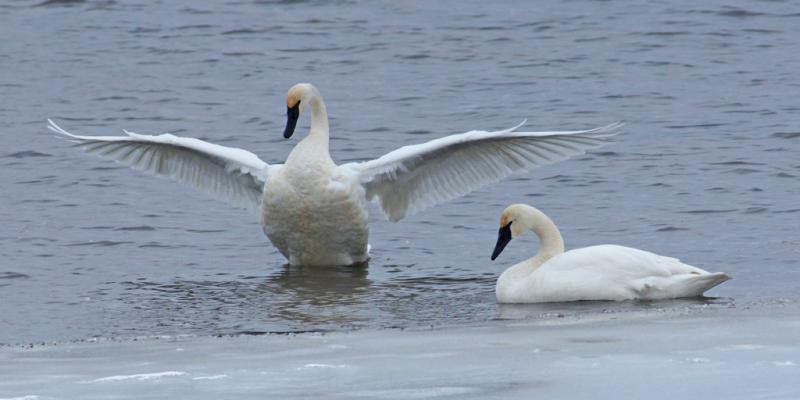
(2, 300), (799, 399)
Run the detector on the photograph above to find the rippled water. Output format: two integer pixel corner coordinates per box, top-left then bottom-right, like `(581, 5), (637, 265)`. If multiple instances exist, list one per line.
(1, 0), (799, 344)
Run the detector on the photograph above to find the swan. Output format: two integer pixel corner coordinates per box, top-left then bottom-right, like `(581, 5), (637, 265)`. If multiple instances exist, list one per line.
(490, 204), (730, 303)
(48, 83), (622, 266)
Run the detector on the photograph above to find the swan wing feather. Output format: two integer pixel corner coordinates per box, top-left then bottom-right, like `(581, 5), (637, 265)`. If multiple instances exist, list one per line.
(346, 122), (622, 221)
(48, 119), (270, 211)
(546, 245), (729, 297)
(548, 245), (706, 278)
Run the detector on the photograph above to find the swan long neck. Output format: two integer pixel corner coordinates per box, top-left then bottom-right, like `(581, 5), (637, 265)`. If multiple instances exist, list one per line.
(521, 205), (565, 262)
(307, 93), (329, 141)
(496, 205), (565, 296)
(285, 86), (334, 169)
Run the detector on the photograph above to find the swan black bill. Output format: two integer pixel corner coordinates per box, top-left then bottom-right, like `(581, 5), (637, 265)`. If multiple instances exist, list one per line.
(283, 102), (300, 138)
(491, 222), (513, 261)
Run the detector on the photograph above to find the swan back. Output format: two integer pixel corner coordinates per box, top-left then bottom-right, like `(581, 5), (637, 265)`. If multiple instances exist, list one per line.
(497, 245), (731, 303)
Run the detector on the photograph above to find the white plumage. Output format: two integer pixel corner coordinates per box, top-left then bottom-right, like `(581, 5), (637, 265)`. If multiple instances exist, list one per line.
(492, 204), (730, 303)
(50, 83), (620, 266)
(47, 122), (270, 210)
(346, 121), (621, 222)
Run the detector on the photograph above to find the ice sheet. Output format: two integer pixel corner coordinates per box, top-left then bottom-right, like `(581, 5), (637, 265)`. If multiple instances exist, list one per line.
(1, 301), (799, 399)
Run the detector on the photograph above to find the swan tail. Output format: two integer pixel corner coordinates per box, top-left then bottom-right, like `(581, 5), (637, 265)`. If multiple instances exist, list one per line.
(690, 272), (731, 294)
(633, 272), (731, 299)
(666, 272), (731, 298)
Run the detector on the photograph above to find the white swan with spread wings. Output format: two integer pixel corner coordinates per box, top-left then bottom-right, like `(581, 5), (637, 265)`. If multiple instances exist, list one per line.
(50, 83), (621, 266)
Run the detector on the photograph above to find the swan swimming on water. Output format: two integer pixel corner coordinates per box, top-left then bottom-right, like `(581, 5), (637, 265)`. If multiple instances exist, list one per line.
(49, 83), (621, 266)
(491, 204), (730, 303)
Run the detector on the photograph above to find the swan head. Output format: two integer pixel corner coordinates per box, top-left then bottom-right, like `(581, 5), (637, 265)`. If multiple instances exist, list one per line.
(284, 83), (317, 138)
(491, 204), (532, 260)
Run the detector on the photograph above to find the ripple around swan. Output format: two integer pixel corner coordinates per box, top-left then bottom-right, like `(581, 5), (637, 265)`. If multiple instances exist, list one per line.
(655, 226), (690, 232)
(113, 225), (156, 231)
(34, 0), (86, 7)
(2, 151), (51, 158)
(0, 272), (31, 280)
(772, 132), (800, 139)
(65, 240), (135, 247)
(679, 209), (739, 214)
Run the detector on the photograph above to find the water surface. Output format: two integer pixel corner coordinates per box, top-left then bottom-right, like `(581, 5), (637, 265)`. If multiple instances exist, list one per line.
(1, 0), (799, 344)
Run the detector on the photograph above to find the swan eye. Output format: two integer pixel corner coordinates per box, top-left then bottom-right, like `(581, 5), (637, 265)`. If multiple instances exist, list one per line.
(288, 100), (300, 116)
(501, 221), (512, 236)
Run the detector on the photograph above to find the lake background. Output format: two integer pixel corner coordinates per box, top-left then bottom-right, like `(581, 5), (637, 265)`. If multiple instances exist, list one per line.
(1, 0), (799, 345)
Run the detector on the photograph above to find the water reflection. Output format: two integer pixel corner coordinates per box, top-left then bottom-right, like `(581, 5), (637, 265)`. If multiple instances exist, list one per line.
(109, 263), (376, 335)
(496, 296), (734, 321)
(256, 263), (374, 328)
(94, 268), (734, 339)
(262, 263), (371, 304)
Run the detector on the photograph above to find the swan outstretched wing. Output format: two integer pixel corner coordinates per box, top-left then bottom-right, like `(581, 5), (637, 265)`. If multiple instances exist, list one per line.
(346, 122), (622, 221)
(48, 119), (271, 211)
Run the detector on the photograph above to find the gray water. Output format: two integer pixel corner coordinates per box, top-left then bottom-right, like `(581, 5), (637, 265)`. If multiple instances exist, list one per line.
(1, 0), (799, 345)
